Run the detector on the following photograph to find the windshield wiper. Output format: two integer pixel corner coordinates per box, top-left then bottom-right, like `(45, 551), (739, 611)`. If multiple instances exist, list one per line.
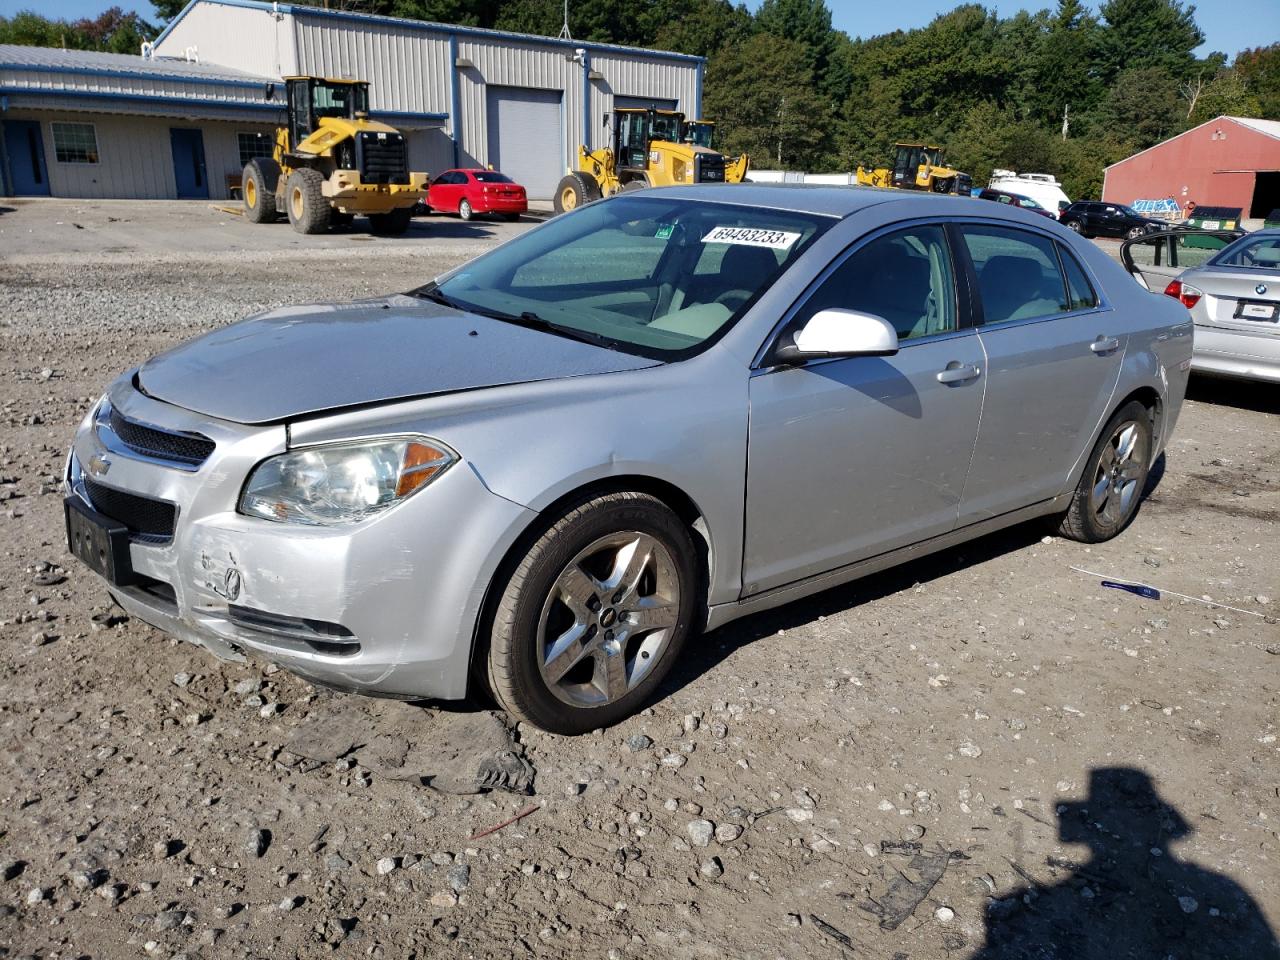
(471, 306), (616, 350)
(412, 284), (461, 309)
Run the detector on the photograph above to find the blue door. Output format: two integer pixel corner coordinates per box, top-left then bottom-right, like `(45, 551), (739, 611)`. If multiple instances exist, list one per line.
(3, 120), (50, 196)
(169, 128), (208, 199)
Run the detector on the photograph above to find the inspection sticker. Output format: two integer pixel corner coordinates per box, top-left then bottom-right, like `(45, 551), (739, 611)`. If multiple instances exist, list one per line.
(702, 226), (800, 249)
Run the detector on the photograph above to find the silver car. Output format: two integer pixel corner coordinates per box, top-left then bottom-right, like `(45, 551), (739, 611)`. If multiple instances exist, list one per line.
(1165, 229), (1280, 383)
(65, 186), (1192, 733)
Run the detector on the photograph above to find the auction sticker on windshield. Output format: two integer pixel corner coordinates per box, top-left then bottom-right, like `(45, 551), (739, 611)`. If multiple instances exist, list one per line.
(702, 226), (801, 249)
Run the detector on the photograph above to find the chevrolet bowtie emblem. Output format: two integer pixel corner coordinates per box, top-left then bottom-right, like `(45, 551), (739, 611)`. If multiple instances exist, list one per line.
(87, 452), (111, 476)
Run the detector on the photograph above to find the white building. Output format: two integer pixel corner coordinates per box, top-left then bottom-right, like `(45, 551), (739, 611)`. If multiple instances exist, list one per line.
(1, 0), (704, 201)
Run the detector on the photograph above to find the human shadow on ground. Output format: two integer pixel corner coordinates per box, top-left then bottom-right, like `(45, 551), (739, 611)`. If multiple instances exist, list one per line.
(970, 767), (1279, 960)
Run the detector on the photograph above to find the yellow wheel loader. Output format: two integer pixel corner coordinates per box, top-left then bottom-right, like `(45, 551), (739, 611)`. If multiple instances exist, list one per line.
(242, 76), (428, 235)
(856, 143), (972, 196)
(553, 108), (744, 214)
(681, 120), (750, 183)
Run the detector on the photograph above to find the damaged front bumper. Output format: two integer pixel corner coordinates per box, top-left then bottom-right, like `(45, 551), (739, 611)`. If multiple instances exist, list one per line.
(66, 376), (534, 700)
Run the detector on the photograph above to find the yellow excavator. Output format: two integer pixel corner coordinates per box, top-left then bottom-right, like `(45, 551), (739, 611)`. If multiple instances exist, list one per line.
(554, 107), (746, 214)
(242, 76), (429, 235)
(856, 143), (972, 196)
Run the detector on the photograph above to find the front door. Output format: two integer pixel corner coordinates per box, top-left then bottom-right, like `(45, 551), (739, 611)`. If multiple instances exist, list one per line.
(956, 222), (1123, 522)
(743, 223), (986, 595)
(3, 120), (50, 196)
(169, 128), (208, 199)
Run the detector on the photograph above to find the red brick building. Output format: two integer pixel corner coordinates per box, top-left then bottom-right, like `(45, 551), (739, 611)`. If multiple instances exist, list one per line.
(1103, 116), (1280, 220)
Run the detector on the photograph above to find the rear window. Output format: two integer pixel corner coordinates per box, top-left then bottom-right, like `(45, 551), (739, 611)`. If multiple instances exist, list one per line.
(1058, 244), (1098, 310)
(961, 225), (1069, 324)
(1209, 234), (1280, 268)
(473, 171), (514, 183)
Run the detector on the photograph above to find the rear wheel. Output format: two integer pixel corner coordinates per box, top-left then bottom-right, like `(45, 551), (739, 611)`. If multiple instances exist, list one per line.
(242, 159), (280, 224)
(486, 492), (698, 734)
(458, 198), (474, 221)
(285, 169), (330, 234)
(368, 207), (412, 235)
(1057, 400), (1152, 543)
(1125, 225), (1147, 240)
(553, 172), (601, 214)
(1067, 219), (1084, 234)
(619, 179), (647, 193)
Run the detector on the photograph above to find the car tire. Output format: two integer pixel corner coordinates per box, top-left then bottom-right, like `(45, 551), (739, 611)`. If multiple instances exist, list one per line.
(1067, 220), (1083, 234)
(284, 168), (330, 234)
(368, 207), (412, 235)
(1057, 400), (1152, 543)
(458, 199), (474, 221)
(242, 159), (280, 223)
(1126, 226), (1146, 240)
(553, 172), (602, 214)
(485, 492), (699, 735)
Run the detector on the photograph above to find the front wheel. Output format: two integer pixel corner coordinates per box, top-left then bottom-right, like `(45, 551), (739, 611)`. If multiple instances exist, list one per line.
(486, 492), (698, 734)
(285, 169), (329, 234)
(1057, 400), (1152, 543)
(553, 172), (601, 214)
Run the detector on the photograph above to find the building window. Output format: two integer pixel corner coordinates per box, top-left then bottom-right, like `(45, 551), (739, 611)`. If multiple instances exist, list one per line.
(237, 131), (274, 168)
(51, 122), (99, 164)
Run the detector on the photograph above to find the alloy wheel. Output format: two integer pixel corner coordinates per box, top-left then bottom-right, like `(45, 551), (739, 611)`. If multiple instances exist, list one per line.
(1089, 419), (1148, 527)
(537, 531), (680, 707)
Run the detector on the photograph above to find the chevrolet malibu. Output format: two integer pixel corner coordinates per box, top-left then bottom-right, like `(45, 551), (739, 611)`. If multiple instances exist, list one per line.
(66, 186), (1193, 734)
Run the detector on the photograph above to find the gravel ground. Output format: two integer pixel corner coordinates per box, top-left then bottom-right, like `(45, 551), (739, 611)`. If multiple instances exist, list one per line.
(1, 201), (1277, 960)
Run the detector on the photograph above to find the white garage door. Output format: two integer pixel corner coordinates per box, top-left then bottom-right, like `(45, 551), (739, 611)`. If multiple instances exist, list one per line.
(487, 86), (563, 201)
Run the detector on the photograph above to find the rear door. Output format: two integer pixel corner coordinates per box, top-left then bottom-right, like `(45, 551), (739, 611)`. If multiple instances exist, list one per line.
(743, 223), (986, 594)
(956, 222), (1123, 521)
(1120, 230), (1235, 292)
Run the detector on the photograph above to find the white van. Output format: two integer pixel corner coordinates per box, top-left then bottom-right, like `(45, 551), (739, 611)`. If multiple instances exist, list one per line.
(987, 169), (1071, 214)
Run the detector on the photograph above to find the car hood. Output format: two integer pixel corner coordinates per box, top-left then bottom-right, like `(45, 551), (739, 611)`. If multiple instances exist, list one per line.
(137, 295), (660, 424)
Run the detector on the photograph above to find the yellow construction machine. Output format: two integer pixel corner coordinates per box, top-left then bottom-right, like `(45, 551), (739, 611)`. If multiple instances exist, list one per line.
(681, 119), (750, 183)
(242, 76), (428, 235)
(554, 107), (746, 213)
(856, 143), (972, 196)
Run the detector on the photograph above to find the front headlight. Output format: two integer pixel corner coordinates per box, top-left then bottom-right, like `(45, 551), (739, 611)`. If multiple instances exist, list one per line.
(239, 436), (457, 525)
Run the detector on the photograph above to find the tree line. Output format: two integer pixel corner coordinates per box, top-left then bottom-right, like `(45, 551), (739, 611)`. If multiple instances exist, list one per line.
(3, 0), (1277, 199)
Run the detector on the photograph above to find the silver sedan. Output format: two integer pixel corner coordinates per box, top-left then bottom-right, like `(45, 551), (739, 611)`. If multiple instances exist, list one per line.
(1167, 229), (1280, 383)
(65, 186), (1192, 733)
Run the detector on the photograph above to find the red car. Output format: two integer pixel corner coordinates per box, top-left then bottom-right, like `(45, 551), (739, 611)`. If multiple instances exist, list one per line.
(426, 168), (527, 221)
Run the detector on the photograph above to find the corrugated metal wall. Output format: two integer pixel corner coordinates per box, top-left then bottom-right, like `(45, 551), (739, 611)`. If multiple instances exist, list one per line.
(155, 2), (296, 78)
(591, 51), (700, 127)
(291, 16), (451, 118)
(6, 109), (274, 199)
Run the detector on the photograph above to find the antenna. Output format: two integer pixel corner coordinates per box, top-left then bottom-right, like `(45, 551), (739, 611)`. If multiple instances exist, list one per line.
(558, 0), (571, 40)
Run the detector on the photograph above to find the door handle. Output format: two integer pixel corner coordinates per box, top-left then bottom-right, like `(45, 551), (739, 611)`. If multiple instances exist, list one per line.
(936, 362), (981, 384)
(1090, 336), (1121, 354)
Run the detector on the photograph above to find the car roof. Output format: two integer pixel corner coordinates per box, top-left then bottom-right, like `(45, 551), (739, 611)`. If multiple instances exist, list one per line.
(641, 183), (995, 219)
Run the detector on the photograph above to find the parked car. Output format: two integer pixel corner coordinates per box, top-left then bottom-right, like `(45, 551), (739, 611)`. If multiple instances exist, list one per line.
(426, 168), (527, 221)
(65, 187), (1191, 733)
(987, 169), (1071, 215)
(1122, 228), (1280, 383)
(1059, 201), (1165, 239)
(976, 188), (1058, 219)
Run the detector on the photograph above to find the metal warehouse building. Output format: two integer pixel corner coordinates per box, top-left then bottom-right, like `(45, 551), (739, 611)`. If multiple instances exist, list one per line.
(1103, 116), (1280, 220)
(0, 0), (703, 202)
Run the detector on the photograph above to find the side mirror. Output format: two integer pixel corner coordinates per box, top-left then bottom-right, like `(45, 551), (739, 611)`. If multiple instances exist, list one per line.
(772, 308), (900, 365)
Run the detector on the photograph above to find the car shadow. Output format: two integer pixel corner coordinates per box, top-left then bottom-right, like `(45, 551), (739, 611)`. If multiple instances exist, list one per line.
(1186, 375), (1280, 414)
(0, 205), (15, 216)
(970, 766), (1279, 958)
(658, 516), (1050, 702)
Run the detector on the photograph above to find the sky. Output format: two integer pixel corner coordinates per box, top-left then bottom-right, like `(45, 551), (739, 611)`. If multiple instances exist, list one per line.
(4, 0), (1277, 58)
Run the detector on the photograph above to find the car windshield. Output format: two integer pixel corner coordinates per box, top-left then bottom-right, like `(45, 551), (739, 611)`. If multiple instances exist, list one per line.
(1117, 205), (1140, 217)
(1208, 234), (1280, 269)
(473, 171), (513, 183)
(429, 196), (833, 358)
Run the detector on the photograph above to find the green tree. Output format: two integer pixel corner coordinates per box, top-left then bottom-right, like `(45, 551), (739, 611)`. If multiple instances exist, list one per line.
(0, 7), (156, 51)
(650, 0), (754, 59)
(1099, 65), (1183, 148)
(1232, 43), (1280, 119)
(1097, 0), (1204, 84)
(705, 32), (833, 168)
(1027, 0), (1104, 128)
(1189, 69), (1262, 122)
(755, 0), (850, 102)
